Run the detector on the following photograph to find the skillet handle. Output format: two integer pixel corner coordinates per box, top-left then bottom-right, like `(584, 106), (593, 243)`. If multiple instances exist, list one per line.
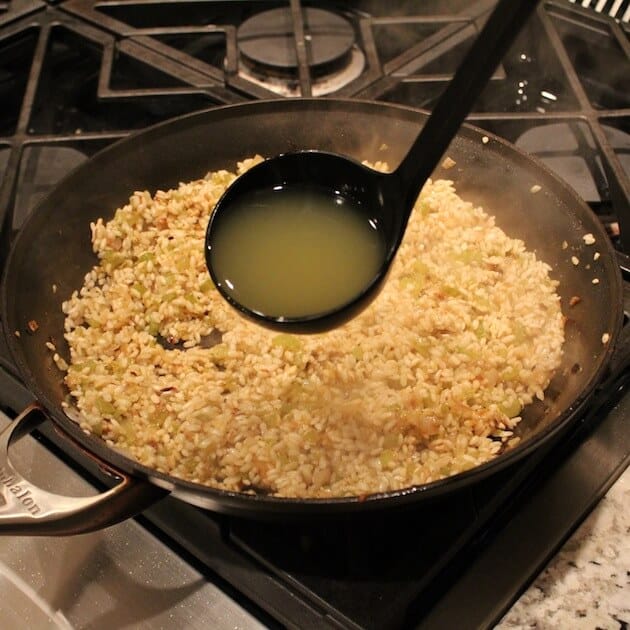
(0, 404), (167, 536)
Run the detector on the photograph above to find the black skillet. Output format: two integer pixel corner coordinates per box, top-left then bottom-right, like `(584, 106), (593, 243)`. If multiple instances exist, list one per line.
(0, 99), (624, 534)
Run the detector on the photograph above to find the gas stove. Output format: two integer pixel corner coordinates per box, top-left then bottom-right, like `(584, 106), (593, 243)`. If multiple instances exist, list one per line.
(0, 2), (629, 629)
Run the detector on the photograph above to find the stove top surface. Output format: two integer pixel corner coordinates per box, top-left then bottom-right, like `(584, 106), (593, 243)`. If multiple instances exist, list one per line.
(0, 1), (629, 628)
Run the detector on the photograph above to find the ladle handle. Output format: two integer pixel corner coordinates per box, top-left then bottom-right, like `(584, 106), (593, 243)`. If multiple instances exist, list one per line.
(394, 0), (540, 211)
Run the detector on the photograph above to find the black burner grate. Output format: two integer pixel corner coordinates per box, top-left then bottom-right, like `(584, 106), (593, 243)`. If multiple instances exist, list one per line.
(0, 1), (628, 252)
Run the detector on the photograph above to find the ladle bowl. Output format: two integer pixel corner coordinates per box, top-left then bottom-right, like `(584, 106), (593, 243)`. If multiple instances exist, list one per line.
(205, 150), (408, 333)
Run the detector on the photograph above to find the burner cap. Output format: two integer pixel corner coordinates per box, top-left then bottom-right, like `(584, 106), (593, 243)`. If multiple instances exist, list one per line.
(238, 8), (355, 75)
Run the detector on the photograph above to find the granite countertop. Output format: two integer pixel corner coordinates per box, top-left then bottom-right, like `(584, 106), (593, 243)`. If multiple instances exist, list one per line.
(497, 465), (630, 629)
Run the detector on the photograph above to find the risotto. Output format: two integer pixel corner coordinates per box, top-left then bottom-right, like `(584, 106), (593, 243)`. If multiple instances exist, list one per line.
(61, 156), (565, 498)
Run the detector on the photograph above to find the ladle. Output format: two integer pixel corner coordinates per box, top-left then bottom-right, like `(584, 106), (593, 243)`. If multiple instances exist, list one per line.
(206, 0), (540, 333)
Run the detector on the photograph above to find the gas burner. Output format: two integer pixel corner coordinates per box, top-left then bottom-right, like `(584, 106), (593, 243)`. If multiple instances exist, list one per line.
(237, 7), (365, 96)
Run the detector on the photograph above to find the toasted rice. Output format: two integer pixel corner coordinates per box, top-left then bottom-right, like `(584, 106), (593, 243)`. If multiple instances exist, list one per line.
(61, 156), (564, 498)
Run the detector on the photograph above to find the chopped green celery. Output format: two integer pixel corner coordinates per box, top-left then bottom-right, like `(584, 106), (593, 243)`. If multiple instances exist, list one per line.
(95, 396), (118, 419)
(401, 276), (425, 292)
(70, 359), (96, 373)
(147, 320), (160, 336)
(442, 285), (463, 298)
(138, 251), (155, 263)
(150, 409), (168, 425)
(473, 296), (492, 313)
(272, 334), (303, 353)
(132, 282), (147, 295)
(210, 343), (228, 361)
(102, 252), (125, 269)
(411, 261), (429, 275)
(418, 200), (433, 216)
(119, 420), (135, 441)
(120, 211), (139, 225)
(400, 261), (429, 291)
(500, 398), (523, 418)
(501, 366), (519, 381)
(351, 346), (363, 360)
(457, 346), (478, 359)
(413, 338), (431, 358)
(456, 248), (483, 265)
(200, 278), (215, 293)
(379, 449), (395, 468)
